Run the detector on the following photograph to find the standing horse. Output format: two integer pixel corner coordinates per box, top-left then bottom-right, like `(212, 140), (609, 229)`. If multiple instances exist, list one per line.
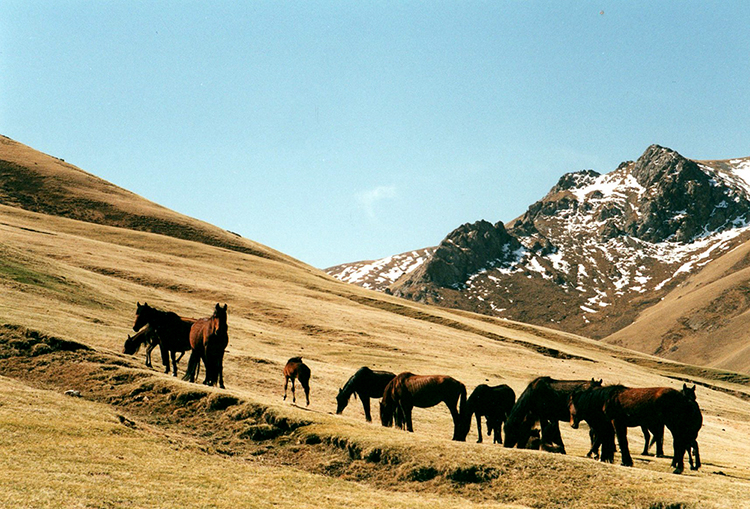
(456, 384), (516, 443)
(379, 372), (467, 441)
(336, 367), (396, 422)
(182, 303), (229, 388)
(132, 302), (194, 377)
(123, 323), (160, 368)
(571, 384), (702, 473)
(283, 357), (311, 406)
(504, 377), (602, 453)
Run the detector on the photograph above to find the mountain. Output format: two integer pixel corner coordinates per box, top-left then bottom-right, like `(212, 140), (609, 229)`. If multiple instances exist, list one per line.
(328, 145), (750, 366)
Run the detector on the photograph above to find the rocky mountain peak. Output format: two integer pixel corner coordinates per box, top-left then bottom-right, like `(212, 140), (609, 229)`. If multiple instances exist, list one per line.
(398, 220), (521, 289)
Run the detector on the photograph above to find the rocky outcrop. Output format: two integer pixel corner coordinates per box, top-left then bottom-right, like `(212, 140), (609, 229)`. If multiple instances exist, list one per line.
(394, 220), (522, 290)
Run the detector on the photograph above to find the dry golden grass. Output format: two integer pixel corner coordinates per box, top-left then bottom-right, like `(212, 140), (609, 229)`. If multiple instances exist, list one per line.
(3, 201), (750, 508)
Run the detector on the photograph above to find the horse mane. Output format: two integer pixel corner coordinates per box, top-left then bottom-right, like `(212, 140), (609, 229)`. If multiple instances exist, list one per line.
(505, 376), (550, 429)
(572, 384), (626, 414)
(340, 366), (371, 400)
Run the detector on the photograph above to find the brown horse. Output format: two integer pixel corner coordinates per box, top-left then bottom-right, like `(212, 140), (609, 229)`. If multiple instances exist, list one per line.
(123, 323), (160, 368)
(283, 357), (311, 406)
(504, 376), (602, 453)
(379, 372), (467, 441)
(456, 384), (516, 443)
(570, 383), (702, 473)
(133, 302), (194, 377)
(182, 303), (229, 388)
(336, 366), (396, 422)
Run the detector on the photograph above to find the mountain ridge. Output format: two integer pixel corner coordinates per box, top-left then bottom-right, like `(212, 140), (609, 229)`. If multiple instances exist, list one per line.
(328, 145), (750, 371)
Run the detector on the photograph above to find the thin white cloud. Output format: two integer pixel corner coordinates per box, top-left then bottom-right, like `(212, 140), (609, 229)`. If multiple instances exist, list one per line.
(356, 185), (397, 219)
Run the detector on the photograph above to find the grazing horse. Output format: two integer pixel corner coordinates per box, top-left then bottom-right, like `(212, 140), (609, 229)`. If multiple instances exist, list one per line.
(456, 384), (516, 443)
(182, 303), (229, 389)
(123, 323), (160, 368)
(283, 357), (311, 406)
(504, 376), (602, 453)
(133, 302), (194, 377)
(379, 372), (467, 441)
(336, 367), (396, 422)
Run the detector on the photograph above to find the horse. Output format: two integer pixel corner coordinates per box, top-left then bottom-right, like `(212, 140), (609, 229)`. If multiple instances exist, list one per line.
(570, 383), (702, 473)
(283, 357), (311, 406)
(456, 384), (516, 443)
(504, 376), (602, 453)
(379, 372), (467, 441)
(336, 367), (396, 422)
(133, 302), (194, 377)
(182, 303), (229, 389)
(123, 323), (160, 368)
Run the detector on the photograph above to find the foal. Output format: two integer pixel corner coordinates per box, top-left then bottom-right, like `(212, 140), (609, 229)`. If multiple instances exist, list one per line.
(283, 357), (311, 406)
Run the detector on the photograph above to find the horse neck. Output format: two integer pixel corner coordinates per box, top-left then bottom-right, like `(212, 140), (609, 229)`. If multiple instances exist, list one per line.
(340, 371), (363, 399)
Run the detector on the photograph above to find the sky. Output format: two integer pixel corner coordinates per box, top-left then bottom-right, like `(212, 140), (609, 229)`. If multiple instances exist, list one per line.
(1, 2), (749, 268)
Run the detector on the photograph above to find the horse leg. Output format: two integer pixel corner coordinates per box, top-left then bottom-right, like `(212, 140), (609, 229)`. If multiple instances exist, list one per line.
(476, 412), (483, 443)
(690, 441), (700, 470)
(217, 354), (225, 389)
(403, 403), (414, 432)
(641, 426), (651, 455)
(291, 377), (297, 403)
(171, 351), (179, 377)
(671, 435), (686, 474)
(614, 421), (632, 467)
(361, 393), (372, 422)
(145, 343), (155, 368)
(495, 420), (503, 445)
(654, 426), (665, 457)
(283, 375), (289, 401)
(160, 344), (170, 374)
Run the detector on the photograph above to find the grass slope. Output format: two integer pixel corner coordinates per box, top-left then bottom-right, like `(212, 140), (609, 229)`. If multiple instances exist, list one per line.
(3, 203), (750, 508)
(607, 237), (750, 373)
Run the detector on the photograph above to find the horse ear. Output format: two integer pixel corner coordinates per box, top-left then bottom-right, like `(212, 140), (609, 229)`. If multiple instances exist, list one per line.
(223, 304), (228, 311)
(683, 383), (688, 390)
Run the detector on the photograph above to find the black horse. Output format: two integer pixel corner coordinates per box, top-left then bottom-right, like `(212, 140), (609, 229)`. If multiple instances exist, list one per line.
(504, 376), (602, 453)
(132, 302), (194, 377)
(456, 384), (516, 443)
(336, 367), (396, 422)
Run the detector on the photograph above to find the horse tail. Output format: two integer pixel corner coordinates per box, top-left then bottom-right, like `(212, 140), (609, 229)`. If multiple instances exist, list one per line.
(458, 382), (467, 420)
(182, 351), (201, 382)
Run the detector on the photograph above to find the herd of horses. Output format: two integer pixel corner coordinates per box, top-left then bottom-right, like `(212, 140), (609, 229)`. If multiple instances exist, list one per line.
(335, 369), (702, 475)
(123, 303), (702, 475)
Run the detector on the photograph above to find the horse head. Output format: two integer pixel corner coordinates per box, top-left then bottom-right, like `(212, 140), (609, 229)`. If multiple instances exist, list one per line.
(133, 302), (152, 332)
(379, 399), (394, 427)
(123, 334), (137, 354)
(568, 393), (582, 429)
(335, 388), (348, 415)
(682, 384), (697, 401)
(213, 303), (228, 321)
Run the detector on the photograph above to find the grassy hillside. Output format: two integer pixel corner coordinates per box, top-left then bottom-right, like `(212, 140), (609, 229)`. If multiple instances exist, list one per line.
(606, 237), (750, 373)
(3, 136), (750, 507)
(3, 203), (750, 508)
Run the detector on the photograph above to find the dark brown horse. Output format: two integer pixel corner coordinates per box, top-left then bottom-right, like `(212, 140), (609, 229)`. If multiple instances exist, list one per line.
(379, 372), (467, 441)
(570, 383), (702, 473)
(123, 323), (160, 368)
(283, 357), (311, 406)
(336, 366), (396, 422)
(132, 302), (194, 377)
(504, 376), (602, 453)
(183, 303), (229, 388)
(456, 384), (516, 443)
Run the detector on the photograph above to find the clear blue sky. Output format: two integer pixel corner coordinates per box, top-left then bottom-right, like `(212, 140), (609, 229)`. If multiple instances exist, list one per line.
(2, 2), (748, 268)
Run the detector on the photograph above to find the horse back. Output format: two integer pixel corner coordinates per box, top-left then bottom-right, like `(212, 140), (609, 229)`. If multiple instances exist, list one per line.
(402, 374), (464, 408)
(608, 387), (680, 424)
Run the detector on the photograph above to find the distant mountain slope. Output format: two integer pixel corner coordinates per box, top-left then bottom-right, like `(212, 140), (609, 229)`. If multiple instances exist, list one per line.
(0, 135), (296, 265)
(328, 145), (750, 348)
